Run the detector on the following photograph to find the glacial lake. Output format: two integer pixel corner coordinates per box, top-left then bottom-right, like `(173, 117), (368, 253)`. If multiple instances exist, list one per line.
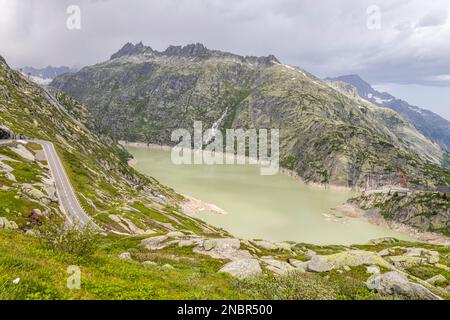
(126, 146), (413, 245)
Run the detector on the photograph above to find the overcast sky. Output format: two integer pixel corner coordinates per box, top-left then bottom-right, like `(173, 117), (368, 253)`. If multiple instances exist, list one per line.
(1, 0), (449, 120)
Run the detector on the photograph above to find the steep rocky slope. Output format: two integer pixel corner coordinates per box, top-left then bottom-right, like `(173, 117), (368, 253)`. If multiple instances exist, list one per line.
(349, 192), (450, 236)
(326, 75), (450, 152)
(0, 55), (217, 235)
(51, 42), (449, 189)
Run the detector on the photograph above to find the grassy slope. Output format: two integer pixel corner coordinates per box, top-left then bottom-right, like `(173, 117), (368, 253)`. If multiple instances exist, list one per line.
(0, 57), (217, 235)
(0, 229), (244, 300)
(2, 228), (449, 300)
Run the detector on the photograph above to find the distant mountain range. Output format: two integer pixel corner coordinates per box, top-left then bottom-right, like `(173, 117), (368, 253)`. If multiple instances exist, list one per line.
(326, 75), (450, 152)
(50, 42), (449, 188)
(19, 65), (78, 85)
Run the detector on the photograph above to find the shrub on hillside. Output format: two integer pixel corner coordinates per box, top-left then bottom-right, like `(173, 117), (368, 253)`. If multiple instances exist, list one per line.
(38, 214), (98, 257)
(237, 272), (337, 300)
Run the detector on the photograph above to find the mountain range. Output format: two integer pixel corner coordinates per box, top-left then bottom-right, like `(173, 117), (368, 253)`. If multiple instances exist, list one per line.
(19, 65), (78, 85)
(326, 75), (450, 152)
(51, 42), (450, 189)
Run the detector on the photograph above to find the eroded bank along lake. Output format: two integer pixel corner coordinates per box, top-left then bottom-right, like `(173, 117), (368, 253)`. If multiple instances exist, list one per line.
(126, 145), (413, 245)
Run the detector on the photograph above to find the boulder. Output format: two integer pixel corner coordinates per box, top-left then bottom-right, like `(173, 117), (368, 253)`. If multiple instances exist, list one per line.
(109, 214), (148, 235)
(25, 230), (36, 236)
(366, 265), (381, 274)
(403, 247), (439, 258)
(369, 237), (398, 245)
(378, 247), (440, 265)
(5, 173), (15, 181)
(388, 255), (428, 268)
(426, 274), (446, 285)
(274, 242), (293, 251)
(252, 240), (278, 250)
(219, 259), (262, 279)
(366, 271), (441, 300)
(305, 249), (317, 259)
(204, 238), (234, 251)
(0, 217), (18, 230)
(378, 248), (393, 257)
(21, 184), (50, 204)
(9, 144), (35, 161)
(141, 235), (169, 250)
(166, 231), (185, 238)
(307, 250), (391, 272)
(142, 261), (157, 266)
(44, 185), (57, 202)
(261, 257), (295, 275)
(194, 238), (252, 260)
(288, 258), (308, 272)
(178, 238), (203, 247)
(427, 255), (440, 265)
(118, 252), (132, 260)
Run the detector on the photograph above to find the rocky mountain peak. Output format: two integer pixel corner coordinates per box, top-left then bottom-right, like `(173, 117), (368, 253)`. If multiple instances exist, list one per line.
(244, 54), (280, 66)
(162, 43), (210, 57)
(110, 42), (153, 60)
(326, 74), (396, 105)
(326, 74), (450, 152)
(110, 42), (279, 65)
(326, 74), (376, 98)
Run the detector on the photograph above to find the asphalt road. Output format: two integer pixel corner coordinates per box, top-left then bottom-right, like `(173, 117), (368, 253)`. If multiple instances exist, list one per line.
(37, 140), (92, 227)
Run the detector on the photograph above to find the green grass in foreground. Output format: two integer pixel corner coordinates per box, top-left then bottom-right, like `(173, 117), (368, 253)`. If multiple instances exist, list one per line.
(0, 229), (247, 300)
(2, 228), (448, 300)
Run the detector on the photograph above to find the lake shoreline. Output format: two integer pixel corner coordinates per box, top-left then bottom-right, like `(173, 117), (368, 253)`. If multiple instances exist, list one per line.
(122, 142), (229, 217)
(120, 141), (354, 193)
(332, 203), (450, 246)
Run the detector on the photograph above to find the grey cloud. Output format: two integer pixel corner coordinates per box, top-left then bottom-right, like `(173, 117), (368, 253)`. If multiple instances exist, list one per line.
(416, 10), (448, 28)
(1, 0), (450, 88)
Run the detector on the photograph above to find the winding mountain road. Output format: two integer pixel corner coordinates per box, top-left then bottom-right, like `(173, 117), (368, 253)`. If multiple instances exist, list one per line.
(37, 140), (92, 227)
